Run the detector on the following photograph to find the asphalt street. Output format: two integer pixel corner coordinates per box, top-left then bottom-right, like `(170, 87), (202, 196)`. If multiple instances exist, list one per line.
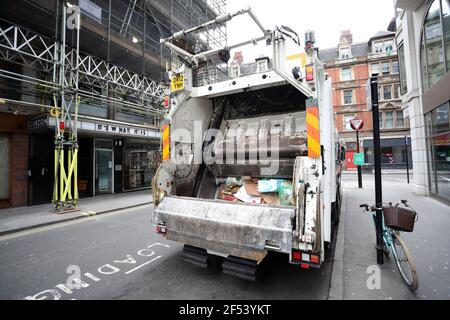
(0, 204), (335, 300)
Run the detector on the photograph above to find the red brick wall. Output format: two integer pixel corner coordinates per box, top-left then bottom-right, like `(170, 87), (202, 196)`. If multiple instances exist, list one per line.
(0, 112), (29, 208)
(326, 61), (374, 140)
(11, 133), (29, 207)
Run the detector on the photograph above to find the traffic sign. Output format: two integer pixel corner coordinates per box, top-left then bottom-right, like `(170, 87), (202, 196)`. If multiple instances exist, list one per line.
(350, 118), (364, 131)
(353, 153), (364, 166)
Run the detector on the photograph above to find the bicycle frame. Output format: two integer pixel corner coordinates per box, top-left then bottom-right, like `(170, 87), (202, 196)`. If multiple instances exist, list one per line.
(369, 212), (400, 261)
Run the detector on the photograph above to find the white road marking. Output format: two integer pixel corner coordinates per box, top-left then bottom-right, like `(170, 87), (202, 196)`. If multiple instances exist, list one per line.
(84, 273), (101, 282)
(125, 255), (162, 275)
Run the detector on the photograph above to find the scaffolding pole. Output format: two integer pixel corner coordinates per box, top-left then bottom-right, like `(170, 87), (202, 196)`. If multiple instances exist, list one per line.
(52, 2), (80, 212)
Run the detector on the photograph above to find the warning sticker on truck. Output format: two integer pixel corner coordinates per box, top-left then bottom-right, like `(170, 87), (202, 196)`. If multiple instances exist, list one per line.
(171, 75), (184, 92)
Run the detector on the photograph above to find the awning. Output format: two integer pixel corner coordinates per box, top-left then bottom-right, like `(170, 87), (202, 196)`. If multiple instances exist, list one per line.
(363, 137), (411, 148)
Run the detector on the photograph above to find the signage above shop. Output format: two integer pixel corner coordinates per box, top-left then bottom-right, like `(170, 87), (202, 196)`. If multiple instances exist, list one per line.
(28, 115), (49, 130)
(95, 124), (158, 138)
(44, 117), (160, 139)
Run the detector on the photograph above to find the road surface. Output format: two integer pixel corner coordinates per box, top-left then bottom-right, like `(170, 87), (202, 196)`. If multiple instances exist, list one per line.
(0, 205), (335, 300)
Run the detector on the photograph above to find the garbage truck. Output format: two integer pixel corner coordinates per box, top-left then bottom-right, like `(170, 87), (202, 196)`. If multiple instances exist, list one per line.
(151, 7), (344, 281)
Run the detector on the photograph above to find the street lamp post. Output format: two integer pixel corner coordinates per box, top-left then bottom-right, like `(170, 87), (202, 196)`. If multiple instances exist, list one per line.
(367, 76), (384, 265)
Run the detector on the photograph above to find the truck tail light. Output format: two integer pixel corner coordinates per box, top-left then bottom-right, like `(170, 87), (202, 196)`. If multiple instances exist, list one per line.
(164, 96), (169, 108)
(310, 255), (320, 264)
(306, 65), (314, 81)
(292, 250), (321, 267)
(156, 224), (167, 234)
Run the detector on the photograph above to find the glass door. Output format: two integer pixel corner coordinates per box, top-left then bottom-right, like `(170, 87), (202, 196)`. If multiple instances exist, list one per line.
(95, 141), (113, 194)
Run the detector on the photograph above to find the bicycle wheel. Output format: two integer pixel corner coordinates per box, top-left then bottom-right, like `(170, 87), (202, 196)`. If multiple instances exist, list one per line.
(391, 233), (418, 291)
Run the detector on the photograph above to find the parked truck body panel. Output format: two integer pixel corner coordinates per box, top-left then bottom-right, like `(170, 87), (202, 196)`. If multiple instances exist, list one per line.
(152, 8), (342, 275)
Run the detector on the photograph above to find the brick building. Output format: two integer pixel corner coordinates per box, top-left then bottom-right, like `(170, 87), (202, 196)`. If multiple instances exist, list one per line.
(319, 29), (411, 170)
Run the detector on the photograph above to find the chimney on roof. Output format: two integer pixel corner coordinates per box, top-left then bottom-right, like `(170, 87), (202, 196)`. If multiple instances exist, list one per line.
(387, 17), (396, 32)
(339, 30), (353, 46)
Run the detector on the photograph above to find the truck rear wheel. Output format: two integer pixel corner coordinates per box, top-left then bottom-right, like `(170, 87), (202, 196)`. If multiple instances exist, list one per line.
(331, 187), (341, 225)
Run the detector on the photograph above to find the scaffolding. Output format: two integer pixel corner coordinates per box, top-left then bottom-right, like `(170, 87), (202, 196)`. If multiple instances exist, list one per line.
(0, 0), (227, 209)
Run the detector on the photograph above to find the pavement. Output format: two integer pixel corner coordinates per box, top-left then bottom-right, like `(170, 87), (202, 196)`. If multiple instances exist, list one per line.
(0, 190), (153, 236)
(329, 174), (450, 300)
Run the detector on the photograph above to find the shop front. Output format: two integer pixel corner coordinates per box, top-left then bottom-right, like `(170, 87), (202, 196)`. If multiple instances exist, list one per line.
(26, 114), (161, 202)
(122, 140), (160, 192)
(426, 102), (450, 201)
(363, 137), (413, 169)
(86, 124), (161, 196)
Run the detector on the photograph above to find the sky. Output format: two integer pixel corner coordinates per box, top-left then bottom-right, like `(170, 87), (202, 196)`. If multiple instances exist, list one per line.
(225, 0), (396, 62)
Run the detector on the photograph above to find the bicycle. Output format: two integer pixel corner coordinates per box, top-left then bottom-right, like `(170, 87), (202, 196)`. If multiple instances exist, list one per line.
(360, 200), (419, 292)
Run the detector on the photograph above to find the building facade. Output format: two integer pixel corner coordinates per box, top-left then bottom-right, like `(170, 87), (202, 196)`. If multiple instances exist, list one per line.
(0, 0), (226, 208)
(395, 0), (449, 201)
(319, 30), (411, 171)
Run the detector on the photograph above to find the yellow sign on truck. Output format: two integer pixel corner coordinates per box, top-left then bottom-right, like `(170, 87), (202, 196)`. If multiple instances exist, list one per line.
(171, 75), (184, 92)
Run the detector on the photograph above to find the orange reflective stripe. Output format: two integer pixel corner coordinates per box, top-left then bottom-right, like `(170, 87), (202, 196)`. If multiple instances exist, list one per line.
(306, 106), (321, 158)
(162, 123), (170, 160)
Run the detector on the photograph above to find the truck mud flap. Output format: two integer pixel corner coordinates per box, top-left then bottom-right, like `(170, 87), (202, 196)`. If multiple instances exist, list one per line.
(182, 245), (208, 268)
(222, 256), (258, 282)
(154, 196), (296, 261)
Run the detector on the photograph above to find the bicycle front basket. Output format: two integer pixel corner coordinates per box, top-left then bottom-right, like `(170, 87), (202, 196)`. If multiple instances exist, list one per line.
(383, 206), (417, 232)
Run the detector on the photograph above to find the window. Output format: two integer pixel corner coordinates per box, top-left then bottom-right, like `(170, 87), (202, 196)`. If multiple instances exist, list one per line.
(341, 67), (352, 81)
(344, 114), (355, 131)
(0, 135), (9, 200)
(381, 147), (395, 164)
(343, 89), (354, 105)
(396, 110), (405, 127)
(421, 0), (449, 89)
(393, 83), (400, 99)
(398, 43), (408, 93)
(371, 63), (380, 76)
(339, 47), (351, 59)
(382, 61), (390, 75)
(373, 39), (395, 54)
(432, 102), (450, 135)
(256, 60), (268, 73)
(425, 102), (450, 200)
(379, 112), (384, 128)
(230, 66), (240, 78)
(374, 41), (384, 54)
(379, 85), (397, 101)
(384, 40), (394, 53)
(443, 0), (450, 71)
(385, 111), (394, 128)
(383, 85), (392, 100)
(392, 61), (399, 74)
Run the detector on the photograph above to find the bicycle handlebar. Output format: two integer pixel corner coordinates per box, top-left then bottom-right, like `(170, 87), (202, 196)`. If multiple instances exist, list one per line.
(360, 200), (411, 212)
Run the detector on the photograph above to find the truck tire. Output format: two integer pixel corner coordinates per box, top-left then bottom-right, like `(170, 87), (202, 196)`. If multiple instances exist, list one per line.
(332, 185), (342, 225)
